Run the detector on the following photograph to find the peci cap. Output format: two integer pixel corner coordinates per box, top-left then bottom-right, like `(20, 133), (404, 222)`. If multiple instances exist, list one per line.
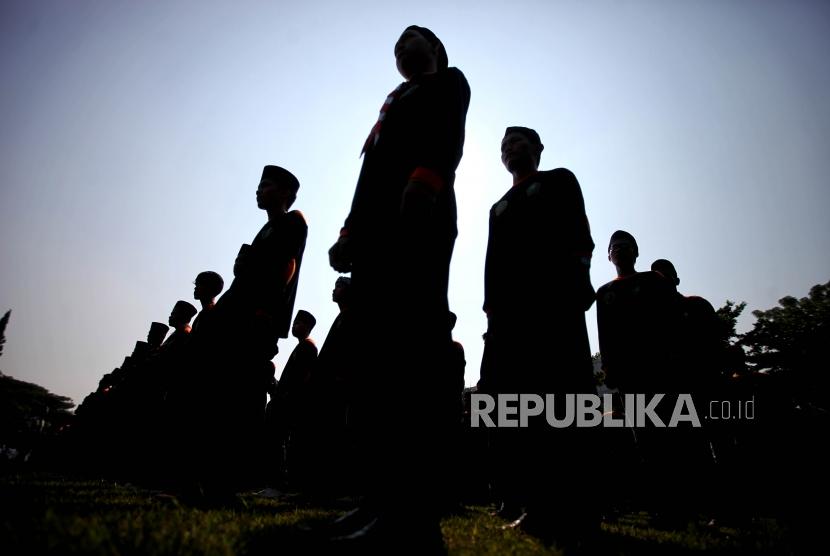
(261, 165), (300, 194)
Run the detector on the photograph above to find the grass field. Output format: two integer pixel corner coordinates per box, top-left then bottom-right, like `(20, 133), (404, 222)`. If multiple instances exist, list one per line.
(0, 472), (798, 555)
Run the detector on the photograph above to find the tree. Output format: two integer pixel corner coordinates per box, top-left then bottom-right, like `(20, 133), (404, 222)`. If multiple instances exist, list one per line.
(0, 373), (75, 463)
(715, 300), (747, 377)
(0, 309), (10, 358)
(742, 280), (830, 407)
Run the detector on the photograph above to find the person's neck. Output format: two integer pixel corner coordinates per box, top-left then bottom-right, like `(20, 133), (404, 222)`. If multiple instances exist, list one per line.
(408, 65), (438, 81)
(200, 299), (214, 311)
(267, 206), (287, 222)
(615, 265), (636, 279)
(512, 168), (539, 186)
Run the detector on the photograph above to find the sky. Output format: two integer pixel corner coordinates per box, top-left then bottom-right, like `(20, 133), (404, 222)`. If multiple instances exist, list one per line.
(1, 0), (829, 408)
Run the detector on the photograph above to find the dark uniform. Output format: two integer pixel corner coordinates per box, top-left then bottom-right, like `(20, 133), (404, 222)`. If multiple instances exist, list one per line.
(596, 271), (678, 394)
(271, 336), (317, 489)
(481, 168), (595, 393)
(596, 270), (682, 518)
(340, 63), (470, 520)
(480, 167), (597, 540)
(193, 187), (307, 497)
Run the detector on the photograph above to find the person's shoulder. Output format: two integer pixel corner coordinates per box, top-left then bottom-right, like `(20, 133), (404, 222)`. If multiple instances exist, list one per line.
(596, 280), (616, 296)
(685, 295), (716, 313)
(637, 271), (678, 296)
(287, 209), (307, 226)
(637, 270), (666, 285)
(441, 67), (470, 94)
(301, 338), (319, 356)
(538, 168), (579, 185)
(489, 186), (515, 215)
(285, 210), (309, 234)
(444, 66), (466, 81)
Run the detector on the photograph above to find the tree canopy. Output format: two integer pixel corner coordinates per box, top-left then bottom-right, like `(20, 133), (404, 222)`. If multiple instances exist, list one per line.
(741, 280), (830, 407)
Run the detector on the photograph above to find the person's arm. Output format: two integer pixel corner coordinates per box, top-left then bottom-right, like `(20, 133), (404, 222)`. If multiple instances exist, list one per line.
(276, 211), (308, 289)
(550, 168), (596, 311)
(400, 68), (471, 220)
(482, 208), (496, 316)
(329, 226), (352, 273)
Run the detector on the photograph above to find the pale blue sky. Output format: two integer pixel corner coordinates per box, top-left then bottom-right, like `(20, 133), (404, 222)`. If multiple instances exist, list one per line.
(1, 0), (829, 406)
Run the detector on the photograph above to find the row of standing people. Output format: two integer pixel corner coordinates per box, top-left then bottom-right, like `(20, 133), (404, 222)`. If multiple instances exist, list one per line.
(70, 22), (779, 554)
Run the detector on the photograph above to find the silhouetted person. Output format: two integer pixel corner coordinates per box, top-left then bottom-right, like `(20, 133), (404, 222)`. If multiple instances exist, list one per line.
(650, 259), (720, 394)
(596, 232), (680, 521)
(262, 373), (284, 488)
(191, 271), (224, 333)
(440, 311), (466, 511)
(269, 309), (318, 491)
(651, 258), (723, 517)
(193, 165), (308, 501)
(161, 301), (197, 350)
(448, 311), (466, 403)
(147, 322), (170, 350)
(310, 276), (357, 495)
(316, 276), (355, 389)
(129, 302), (196, 480)
(327, 25), (469, 550)
(596, 231), (678, 393)
(478, 126), (597, 546)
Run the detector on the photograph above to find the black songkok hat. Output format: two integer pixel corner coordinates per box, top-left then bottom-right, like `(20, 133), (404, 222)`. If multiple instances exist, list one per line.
(149, 321), (170, 337)
(261, 165), (300, 194)
(132, 341), (150, 358)
(173, 300), (198, 320)
(405, 25), (449, 70)
(295, 309), (317, 329)
(608, 230), (639, 256)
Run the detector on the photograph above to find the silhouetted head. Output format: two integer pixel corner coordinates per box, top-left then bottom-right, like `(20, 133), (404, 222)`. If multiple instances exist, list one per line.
(194, 271), (224, 301)
(651, 259), (680, 286)
(608, 230), (638, 270)
(132, 341), (150, 359)
(147, 321), (169, 347)
(257, 165), (300, 211)
(168, 300), (197, 328)
(333, 276), (352, 304)
(608, 230), (638, 256)
(99, 372), (115, 392)
(395, 25), (447, 80)
(501, 127), (544, 175)
(292, 309), (316, 340)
